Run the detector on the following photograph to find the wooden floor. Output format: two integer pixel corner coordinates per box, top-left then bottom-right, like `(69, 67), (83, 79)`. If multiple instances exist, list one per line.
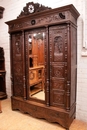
(0, 99), (87, 130)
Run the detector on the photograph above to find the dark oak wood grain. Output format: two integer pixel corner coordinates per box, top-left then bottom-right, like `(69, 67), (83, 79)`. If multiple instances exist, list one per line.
(6, 2), (80, 130)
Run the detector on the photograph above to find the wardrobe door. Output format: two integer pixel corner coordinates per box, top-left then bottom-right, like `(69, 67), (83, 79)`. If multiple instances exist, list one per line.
(25, 28), (46, 101)
(11, 32), (25, 97)
(49, 25), (68, 108)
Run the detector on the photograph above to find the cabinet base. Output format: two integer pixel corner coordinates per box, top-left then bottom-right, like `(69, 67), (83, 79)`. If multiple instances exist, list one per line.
(11, 96), (75, 129)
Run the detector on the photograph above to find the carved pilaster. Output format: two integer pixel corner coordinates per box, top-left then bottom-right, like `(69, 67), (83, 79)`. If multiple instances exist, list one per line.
(66, 81), (70, 111)
(65, 23), (71, 111)
(10, 34), (14, 96)
(22, 31), (26, 100)
(45, 26), (50, 106)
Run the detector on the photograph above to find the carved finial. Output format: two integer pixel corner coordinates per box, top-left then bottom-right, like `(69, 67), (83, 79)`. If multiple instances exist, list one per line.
(17, 2), (51, 18)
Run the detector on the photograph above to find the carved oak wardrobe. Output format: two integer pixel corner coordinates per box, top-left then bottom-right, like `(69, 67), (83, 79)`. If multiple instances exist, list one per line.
(6, 2), (80, 130)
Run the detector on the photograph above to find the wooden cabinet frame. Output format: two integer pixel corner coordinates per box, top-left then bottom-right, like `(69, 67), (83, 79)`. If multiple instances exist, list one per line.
(6, 2), (80, 130)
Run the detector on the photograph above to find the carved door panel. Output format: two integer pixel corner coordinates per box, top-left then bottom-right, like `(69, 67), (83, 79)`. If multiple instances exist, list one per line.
(11, 33), (24, 97)
(49, 25), (68, 108)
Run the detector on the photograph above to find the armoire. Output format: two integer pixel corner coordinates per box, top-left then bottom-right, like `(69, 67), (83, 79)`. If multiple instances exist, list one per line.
(6, 2), (80, 130)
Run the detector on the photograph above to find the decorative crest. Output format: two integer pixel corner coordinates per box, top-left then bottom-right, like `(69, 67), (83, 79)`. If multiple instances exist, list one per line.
(17, 2), (51, 18)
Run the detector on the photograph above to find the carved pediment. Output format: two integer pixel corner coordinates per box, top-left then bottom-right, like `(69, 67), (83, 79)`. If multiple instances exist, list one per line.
(17, 2), (51, 18)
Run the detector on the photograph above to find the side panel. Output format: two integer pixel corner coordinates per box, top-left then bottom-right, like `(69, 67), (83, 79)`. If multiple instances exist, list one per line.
(11, 32), (24, 97)
(70, 25), (77, 106)
(49, 25), (68, 108)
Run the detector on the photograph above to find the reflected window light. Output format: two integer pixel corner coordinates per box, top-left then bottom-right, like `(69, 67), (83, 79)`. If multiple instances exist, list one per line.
(28, 35), (32, 42)
(33, 33), (36, 37)
(43, 32), (45, 37)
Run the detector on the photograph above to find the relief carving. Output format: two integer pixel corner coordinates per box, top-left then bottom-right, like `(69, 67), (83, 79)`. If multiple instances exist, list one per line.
(15, 35), (21, 54)
(53, 81), (64, 90)
(53, 93), (64, 104)
(15, 41), (21, 54)
(36, 13), (66, 25)
(13, 63), (23, 74)
(53, 67), (64, 78)
(12, 34), (22, 61)
(9, 12), (68, 31)
(54, 36), (63, 61)
(14, 84), (23, 97)
(59, 12), (65, 19)
(14, 75), (23, 83)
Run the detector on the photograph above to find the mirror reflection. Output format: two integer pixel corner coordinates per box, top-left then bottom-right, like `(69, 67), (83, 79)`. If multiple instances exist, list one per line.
(28, 32), (45, 101)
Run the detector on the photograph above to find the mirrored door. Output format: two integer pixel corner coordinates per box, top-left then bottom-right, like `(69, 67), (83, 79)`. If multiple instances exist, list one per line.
(28, 29), (46, 101)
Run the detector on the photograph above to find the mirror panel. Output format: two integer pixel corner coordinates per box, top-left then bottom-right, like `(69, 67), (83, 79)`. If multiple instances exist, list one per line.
(28, 31), (46, 101)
